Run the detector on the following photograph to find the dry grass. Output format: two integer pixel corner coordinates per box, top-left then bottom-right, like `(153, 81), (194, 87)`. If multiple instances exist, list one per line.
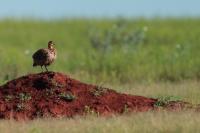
(106, 80), (200, 104)
(0, 111), (200, 133)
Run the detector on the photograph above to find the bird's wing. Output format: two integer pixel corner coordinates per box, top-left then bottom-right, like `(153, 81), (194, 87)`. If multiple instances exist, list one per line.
(32, 49), (49, 60)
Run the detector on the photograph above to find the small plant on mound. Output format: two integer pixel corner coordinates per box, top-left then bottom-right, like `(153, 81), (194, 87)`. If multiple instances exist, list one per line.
(45, 88), (55, 96)
(59, 92), (76, 102)
(16, 103), (26, 111)
(18, 93), (32, 101)
(154, 96), (182, 107)
(50, 79), (64, 89)
(84, 105), (99, 116)
(4, 95), (13, 102)
(91, 86), (108, 97)
(122, 104), (130, 114)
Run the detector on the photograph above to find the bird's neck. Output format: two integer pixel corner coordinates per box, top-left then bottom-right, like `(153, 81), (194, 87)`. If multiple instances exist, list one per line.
(48, 47), (56, 55)
(48, 47), (55, 51)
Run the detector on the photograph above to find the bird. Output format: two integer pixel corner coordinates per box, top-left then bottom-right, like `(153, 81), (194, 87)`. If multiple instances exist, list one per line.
(32, 41), (57, 72)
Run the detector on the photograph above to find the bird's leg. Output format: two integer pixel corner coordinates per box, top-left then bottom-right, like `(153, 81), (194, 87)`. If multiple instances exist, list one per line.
(40, 66), (44, 72)
(45, 65), (49, 72)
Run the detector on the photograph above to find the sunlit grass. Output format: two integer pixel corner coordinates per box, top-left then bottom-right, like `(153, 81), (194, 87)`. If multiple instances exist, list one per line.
(0, 18), (199, 84)
(105, 80), (200, 104)
(0, 111), (200, 133)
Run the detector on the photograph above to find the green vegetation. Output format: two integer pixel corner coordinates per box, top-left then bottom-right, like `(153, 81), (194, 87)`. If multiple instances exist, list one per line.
(4, 95), (13, 102)
(18, 93), (32, 101)
(154, 96), (181, 107)
(16, 103), (26, 111)
(0, 18), (199, 84)
(59, 92), (76, 102)
(84, 105), (99, 116)
(91, 86), (108, 97)
(50, 79), (64, 89)
(0, 18), (199, 132)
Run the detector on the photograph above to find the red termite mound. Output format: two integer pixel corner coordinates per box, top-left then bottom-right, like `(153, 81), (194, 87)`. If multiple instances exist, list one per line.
(0, 72), (189, 120)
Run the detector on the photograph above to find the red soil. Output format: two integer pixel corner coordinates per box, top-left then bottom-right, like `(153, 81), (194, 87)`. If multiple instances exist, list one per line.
(0, 72), (190, 120)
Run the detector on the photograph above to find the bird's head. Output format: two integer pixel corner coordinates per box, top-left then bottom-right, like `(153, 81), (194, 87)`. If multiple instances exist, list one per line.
(48, 41), (55, 50)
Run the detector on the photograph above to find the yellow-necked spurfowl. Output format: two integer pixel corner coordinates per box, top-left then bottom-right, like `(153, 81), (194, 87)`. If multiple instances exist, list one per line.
(32, 41), (57, 71)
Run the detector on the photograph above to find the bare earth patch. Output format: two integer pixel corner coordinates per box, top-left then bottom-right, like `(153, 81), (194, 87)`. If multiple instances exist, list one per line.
(0, 72), (194, 120)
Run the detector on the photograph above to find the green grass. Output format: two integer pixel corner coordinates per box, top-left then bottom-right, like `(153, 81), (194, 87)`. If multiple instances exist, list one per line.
(0, 18), (199, 84)
(0, 18), (200, 132)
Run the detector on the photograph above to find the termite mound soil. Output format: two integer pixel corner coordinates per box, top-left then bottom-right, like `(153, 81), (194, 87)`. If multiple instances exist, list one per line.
(0, 72), (192, 120)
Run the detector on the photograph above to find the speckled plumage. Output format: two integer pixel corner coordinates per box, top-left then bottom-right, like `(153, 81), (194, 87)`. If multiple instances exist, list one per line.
(32, 41), (57, 71)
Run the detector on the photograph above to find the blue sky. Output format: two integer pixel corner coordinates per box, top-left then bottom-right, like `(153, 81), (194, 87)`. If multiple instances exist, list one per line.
(0, 0), (199, 19)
